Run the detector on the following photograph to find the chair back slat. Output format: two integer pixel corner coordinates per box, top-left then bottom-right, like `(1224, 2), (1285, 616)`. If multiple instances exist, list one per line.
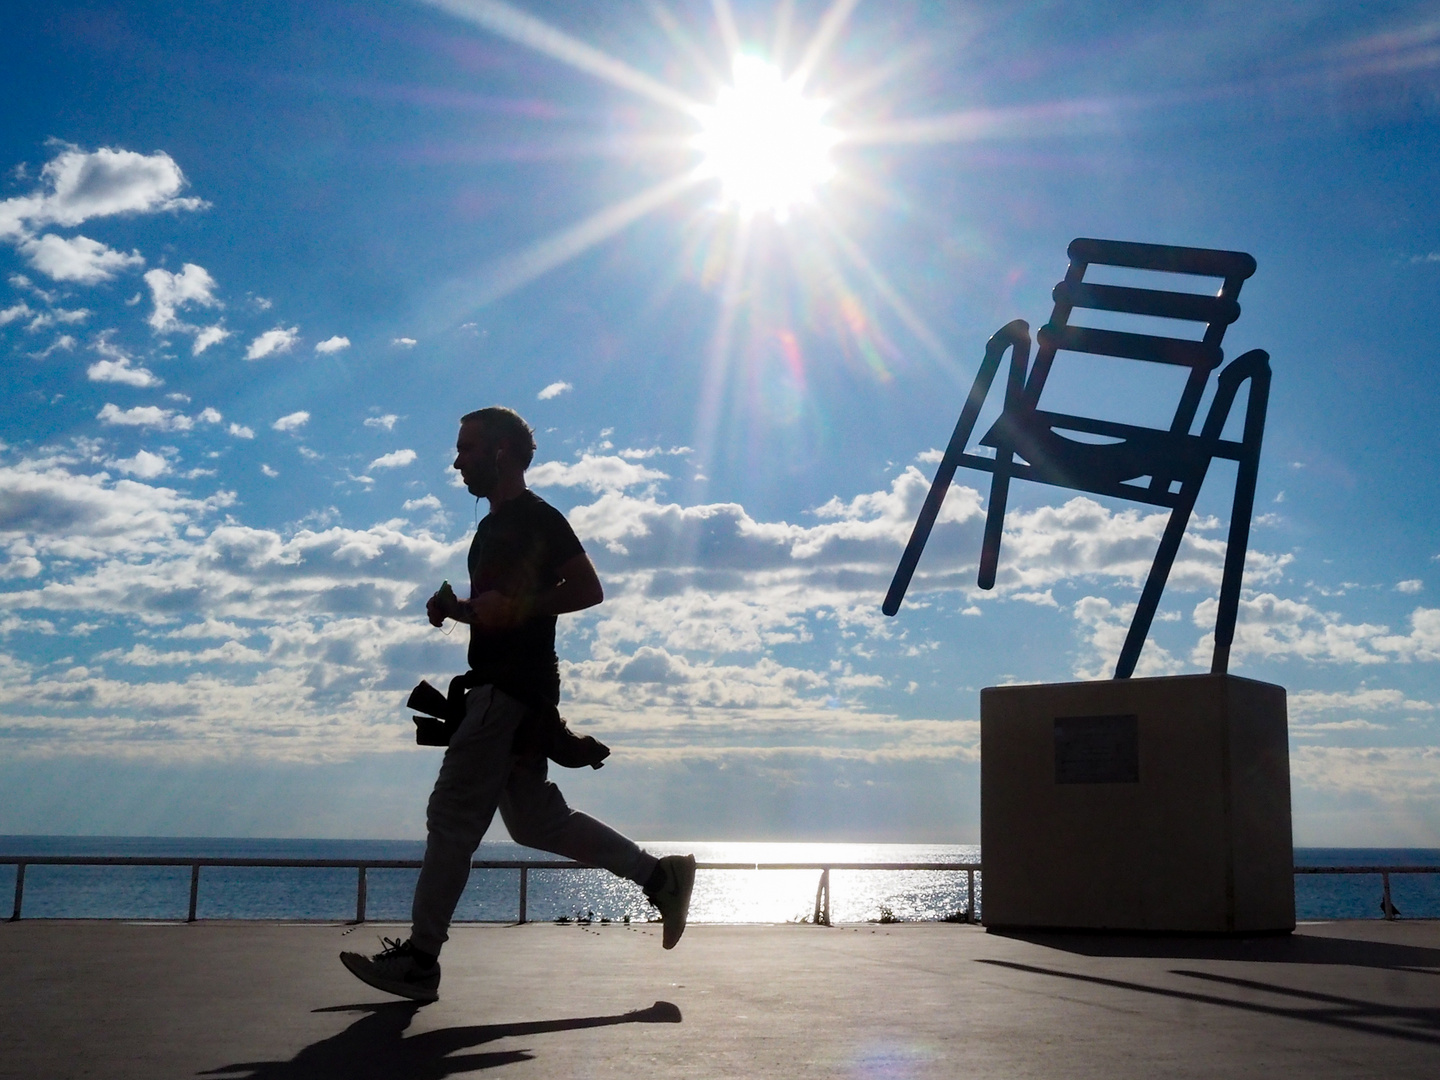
(1054, 281), (1240, 326)
(1067, 237), (1256, 279)
(1036, 324), (1224, 369)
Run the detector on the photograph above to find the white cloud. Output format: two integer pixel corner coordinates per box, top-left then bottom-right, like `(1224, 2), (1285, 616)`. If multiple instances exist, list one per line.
(86, 357), (161, 388)
(191, 324), (230, 355)
(108, 450), (171, 479)
(392, 337), (417, 347)
(145, 263), (220, 333)
(19, 234), (143, 283)
(96, 403), (194, 432)
(403, 494), (441, 511)
(272, 411), (310, 433)
(369, 449), (417, 470)
(1192, 594), (1440, 666)
(260, 464), (279, 477)
(537, 380), (573, 400)
(197, 407), (222, 424)
(314, 335), (350, 354)
(0, 301), (34, 325)
(245, 326), (299, 360)
(1397, 579), (1423, 594)
(618, 445), (693, 460)
(0, 146), (205, 241)
(364, 414), (398, 431)
(228, 423), (254, 439)
(529, 453), (668, 494)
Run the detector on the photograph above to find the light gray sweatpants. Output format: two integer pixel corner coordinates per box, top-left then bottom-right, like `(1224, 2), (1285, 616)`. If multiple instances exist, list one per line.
(410, 684), (657, 956)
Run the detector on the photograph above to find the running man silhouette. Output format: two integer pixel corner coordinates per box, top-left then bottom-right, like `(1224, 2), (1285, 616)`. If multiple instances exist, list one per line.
(342, 407), (694, 1003)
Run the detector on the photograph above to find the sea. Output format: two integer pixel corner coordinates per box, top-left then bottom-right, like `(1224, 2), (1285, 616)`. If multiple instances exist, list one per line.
(1, 837), (1437, 924)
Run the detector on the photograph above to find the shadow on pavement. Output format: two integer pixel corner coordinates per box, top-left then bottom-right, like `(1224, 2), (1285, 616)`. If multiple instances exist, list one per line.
(202, 999), (682, 1079)
(977, 958), (1440, 1046)
(988, 929), (1440, 972)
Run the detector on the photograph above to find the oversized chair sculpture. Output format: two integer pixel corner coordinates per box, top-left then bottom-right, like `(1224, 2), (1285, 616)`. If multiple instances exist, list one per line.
(886, 239), (1294, 934)
(884, 237), (1270, 679)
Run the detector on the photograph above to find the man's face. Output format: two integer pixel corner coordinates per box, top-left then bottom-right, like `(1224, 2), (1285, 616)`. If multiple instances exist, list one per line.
(453, 421), (500, 498)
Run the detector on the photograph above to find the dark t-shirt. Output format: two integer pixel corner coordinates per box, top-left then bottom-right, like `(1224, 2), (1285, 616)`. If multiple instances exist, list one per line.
(467, 490), (585, 709)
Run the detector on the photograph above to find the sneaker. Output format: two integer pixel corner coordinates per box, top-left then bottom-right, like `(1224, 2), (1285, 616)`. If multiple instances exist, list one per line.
(340, 937), (440, 1003)
(645, 854), (696, 950)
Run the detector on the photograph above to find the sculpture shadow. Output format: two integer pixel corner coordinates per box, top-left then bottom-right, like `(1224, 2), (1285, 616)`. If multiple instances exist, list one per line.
(986, 928), (1440, 973)
(202, 999), (682, 1080)
(976, 958), (1440, 1047)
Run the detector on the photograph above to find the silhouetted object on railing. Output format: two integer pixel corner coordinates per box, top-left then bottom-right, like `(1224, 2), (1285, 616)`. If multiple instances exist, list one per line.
(884, 238), (1271, 679)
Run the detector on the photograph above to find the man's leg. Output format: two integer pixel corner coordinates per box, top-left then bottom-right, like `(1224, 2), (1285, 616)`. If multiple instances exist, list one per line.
(499, 755), (695, 948)
(341, 685), (524, 1002)
(410, 686), (526, 954)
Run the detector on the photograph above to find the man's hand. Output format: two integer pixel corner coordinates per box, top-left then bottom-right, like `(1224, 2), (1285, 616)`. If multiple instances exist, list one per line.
(426, 587), (461, 627)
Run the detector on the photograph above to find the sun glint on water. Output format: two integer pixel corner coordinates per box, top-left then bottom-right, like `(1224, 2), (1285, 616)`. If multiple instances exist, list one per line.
(694, 56), (839, 218)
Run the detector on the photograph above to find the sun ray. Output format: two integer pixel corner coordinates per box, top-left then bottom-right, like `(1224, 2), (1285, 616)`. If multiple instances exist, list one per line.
(708, 0), (744, 61)
(792, 0), (865, 90)
(827, 42), (934, 109)
(644, 0), (727, 90)
(467, 167), (707, 307)
(844, 97), (1124, 146)
(769, 0), (797, 68)
(813, 212), (955, 372)
(691, 216), (755, 478)
(421, 0), (698, 114)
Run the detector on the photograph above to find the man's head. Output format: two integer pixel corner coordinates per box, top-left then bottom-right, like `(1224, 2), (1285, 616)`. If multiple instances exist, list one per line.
(455, 407), (536, 498)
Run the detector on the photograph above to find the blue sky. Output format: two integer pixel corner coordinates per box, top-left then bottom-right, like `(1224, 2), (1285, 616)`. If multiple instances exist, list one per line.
(1, 0), (1438, 844)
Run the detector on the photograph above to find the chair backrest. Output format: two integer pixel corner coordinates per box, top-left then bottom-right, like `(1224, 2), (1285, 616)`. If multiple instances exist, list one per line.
(1026, 238), (1257, 440)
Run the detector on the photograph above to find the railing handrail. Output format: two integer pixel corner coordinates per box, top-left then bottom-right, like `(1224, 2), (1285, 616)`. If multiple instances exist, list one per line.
(0, 856), (982, 871)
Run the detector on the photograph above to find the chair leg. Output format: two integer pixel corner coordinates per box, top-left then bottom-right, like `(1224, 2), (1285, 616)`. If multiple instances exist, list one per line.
(1210, 357), (1271, 673)
(977, 466), (1011, 591)
(1115, 480), (1205, 679)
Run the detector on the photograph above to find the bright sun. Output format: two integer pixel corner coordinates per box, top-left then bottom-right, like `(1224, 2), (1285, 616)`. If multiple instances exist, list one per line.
(694, 56), (839, 218)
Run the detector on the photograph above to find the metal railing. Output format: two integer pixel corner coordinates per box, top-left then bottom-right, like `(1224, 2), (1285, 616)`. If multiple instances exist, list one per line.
(3, 857), (1432, 924)
(0, 856), (981, 926)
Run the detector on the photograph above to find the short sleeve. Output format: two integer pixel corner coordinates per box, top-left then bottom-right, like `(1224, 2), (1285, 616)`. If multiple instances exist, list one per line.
(537, 499), (584, 570)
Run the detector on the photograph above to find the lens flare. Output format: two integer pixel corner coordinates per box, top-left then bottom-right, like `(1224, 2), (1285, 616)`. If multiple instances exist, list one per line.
(694, 55), (839, 218)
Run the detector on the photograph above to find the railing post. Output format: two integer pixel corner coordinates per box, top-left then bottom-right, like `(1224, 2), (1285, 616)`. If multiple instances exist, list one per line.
(187, 864), (200, 923)
(9, 863), (23, 921)
(1382, 871), (1396, 920)
(967, 868), (976, 924)
(518, 866), (528, 924)
(812, 868), (830, 926)
(355, 866), (367, 924)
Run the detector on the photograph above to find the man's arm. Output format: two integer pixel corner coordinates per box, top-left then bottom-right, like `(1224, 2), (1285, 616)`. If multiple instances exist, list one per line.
(463, 551), (602, 629)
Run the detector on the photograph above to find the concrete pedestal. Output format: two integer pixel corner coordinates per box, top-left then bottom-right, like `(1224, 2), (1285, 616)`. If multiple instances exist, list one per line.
(980, 673), (1293, 933)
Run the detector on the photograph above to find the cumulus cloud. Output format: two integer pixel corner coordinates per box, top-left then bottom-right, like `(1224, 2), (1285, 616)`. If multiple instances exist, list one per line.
(145, 263), (220, 333)
(364, 414), (398, 431)
(1192, 595), (1440, 666)
(245, 326), (299, 360)
(1397, 579), (1423, 594)
(537, 380), (572, 400)
(529, 454), (668, 494)
(0, 146), (205, 241)
(191, 324), (230, 355)
(392, 337), (416, 347)
(86, 356), (161, 388)
(272, 411), (310, 433)
(107, 450), (171, 479)
(228, 423), (254, 439)
(19, 234), (143, 283)
(96, 403), (193, 431)
(314, 335), (350, 354)
(368, 449), (417, 470)
(403, 494), (441, 511)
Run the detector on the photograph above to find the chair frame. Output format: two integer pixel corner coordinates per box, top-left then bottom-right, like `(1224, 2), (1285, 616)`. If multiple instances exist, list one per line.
(884, 238), (1271, 679)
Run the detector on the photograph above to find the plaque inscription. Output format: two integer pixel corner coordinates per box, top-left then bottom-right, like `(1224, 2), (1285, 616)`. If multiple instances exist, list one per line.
(1054, 714), (1140, 784)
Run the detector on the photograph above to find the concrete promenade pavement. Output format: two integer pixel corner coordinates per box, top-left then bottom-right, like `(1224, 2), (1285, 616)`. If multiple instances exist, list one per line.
(3, 919), (1438, 1078)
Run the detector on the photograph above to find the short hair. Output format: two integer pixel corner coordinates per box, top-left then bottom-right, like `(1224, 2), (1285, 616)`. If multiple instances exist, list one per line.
(460, 406), (536, 469)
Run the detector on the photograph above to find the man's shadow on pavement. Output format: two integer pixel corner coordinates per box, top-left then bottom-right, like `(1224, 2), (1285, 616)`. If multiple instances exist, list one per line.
(202, 999), (682, 1079)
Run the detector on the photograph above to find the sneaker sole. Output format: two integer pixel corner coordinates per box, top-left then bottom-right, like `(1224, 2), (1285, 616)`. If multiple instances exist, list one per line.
(339, 951), (440, 1003)
(662, 855), (696, 950)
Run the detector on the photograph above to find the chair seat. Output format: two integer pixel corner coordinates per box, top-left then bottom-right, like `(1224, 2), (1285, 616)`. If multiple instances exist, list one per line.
(980, 411), (1207, 492)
